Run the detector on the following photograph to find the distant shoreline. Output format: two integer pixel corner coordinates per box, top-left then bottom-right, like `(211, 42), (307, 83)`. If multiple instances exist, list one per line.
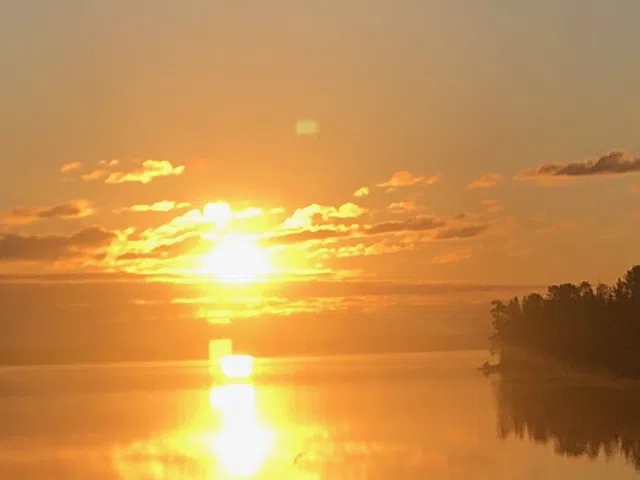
(0, 344), (487, 368)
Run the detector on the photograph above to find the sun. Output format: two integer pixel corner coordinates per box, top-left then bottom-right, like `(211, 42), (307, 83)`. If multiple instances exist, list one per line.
(201, 235), (273, 284)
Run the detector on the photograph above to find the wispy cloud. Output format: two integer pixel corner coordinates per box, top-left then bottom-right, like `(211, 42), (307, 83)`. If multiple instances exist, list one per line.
(73, 159), (185, 184)
(265, 214), (492, 248)
(432, 248), (472, 265)
(283, 203), (366, 229)
(481, 199), (504, 213)
(468, 172), (502, 189)
(235, 207), (264, 219)
(388, 201), (422, 213)
(295, 119), (319, 136)
(60, 161), (82, 174)
(116, 201), (191, 214)
(0, 227), (116, 262)
(99, 159), (119, 168)
(331, 239), (416, 259)
(105, 160), (185, 184)
(365, 216), (445, 235)
(1, 200), (95, 226)
(433, 224), (491, 240)
(516, 151), (640, 181)
(264, 225), (355, 247)
(377, 171), (440, 191)
(353, 187), (370, 197)
(117, 234), (213, 261)
(82, 169), (107, 182)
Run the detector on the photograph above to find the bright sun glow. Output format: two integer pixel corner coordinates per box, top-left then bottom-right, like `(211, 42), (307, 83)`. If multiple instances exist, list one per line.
(219, 354), (254, 379)
(203, 202), (233, 229)
(201, 235), (273, 284)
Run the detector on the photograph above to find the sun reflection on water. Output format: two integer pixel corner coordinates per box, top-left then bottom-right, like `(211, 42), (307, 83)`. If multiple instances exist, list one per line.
(208, 383), (275, 477)
(219, 354), (255, 380)
(112, 350), (316, 480)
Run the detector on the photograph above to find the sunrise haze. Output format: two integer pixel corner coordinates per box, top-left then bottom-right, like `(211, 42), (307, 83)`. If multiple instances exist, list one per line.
(1, 1), (639, 362)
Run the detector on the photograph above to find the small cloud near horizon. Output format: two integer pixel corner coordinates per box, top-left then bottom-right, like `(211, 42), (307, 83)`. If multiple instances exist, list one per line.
(105, 160), (185, 184)
(516, 151), (640, 182)
(116, 201), (191, 214)
(388, 201), (421, 212)
(481, 199), (504, 213)
(264, 213), (492, 250)
(1, 200), (95, 226)
(0, 226), (117, 262)
(432, 248), (472, 265)
(283, 203), (366, 229)
(353, 187), (369, 197)
(74, 160), (185, 184)
(295, 119), (319, 136)
(60, 161), (82, 174)
(468, 172), (502, 189)
(377, 170), (440, 191)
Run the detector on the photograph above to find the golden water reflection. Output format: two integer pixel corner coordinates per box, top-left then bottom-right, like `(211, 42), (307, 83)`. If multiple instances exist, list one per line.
(208, 383), (275, 478)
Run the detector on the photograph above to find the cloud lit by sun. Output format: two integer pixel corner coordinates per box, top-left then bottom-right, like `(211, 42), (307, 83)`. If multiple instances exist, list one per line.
(203, 202), (233, 230)
(200, 235), (274, 284)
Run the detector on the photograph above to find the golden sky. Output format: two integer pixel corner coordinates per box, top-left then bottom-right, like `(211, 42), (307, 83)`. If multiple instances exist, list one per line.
(1, 1), (639, 288)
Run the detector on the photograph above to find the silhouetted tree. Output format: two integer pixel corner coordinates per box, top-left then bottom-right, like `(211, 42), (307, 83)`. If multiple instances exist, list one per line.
(489, 265), (640, 378)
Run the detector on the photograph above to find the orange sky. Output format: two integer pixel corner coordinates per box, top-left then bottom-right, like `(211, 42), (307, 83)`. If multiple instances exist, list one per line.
(1, 2), (639, 288)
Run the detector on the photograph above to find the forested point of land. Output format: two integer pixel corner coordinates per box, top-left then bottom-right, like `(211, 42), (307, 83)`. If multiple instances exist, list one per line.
(489, 265), (640, 378)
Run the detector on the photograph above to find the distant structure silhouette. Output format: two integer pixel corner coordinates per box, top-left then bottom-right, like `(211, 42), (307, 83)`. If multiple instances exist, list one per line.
(489, 265), (640, 378)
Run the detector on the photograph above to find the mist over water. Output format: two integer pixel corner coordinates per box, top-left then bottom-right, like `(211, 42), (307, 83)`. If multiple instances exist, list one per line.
(1, 349), (638, 479)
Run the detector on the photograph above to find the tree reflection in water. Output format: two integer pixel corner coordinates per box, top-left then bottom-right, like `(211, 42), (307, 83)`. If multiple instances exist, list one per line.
(495, 374), (640, 470)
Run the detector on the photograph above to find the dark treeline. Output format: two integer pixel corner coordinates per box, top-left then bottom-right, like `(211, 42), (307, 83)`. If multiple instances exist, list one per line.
(490, 265), (640, 378)
(496, 376), (640, 471)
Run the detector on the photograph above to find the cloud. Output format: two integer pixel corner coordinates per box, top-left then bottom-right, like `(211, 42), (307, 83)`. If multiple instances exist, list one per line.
(468, 172), (502, 189)
(481, 199), (504, 213)
(1, 200), (95, 226)
(378, 171), (440, 191)
(99, 159), (119, 167)
(129, 202), (273, 254)
(264, 226), (354, 247)
(82, 169), (107, 182)
(60, 161), (82, 173)
(364, 216), (445, 235)
(234, 207), (262, 219)
(105, 160), (185, 184)
(118, 234), (213, 261)
(388, 201), (421, 213)
(331, 239), (416, 259)
(295, 119), (319, 136)
(432, 248), (472, 265)
(283, 203), (366, 229)
(265, 214), (492, 249)
(0, 227), (116, 262)
(353, 187), (370, 197)
(516, 151), (640, 181)
(116, 201), (191, 213)
(433, 224), (491, 240)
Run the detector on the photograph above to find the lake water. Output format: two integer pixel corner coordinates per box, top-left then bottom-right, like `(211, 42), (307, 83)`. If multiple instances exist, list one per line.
(0, 349), (638, 479)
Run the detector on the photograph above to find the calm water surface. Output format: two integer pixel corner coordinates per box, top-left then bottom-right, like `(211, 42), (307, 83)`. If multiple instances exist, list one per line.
(0, 350), (638, 479)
